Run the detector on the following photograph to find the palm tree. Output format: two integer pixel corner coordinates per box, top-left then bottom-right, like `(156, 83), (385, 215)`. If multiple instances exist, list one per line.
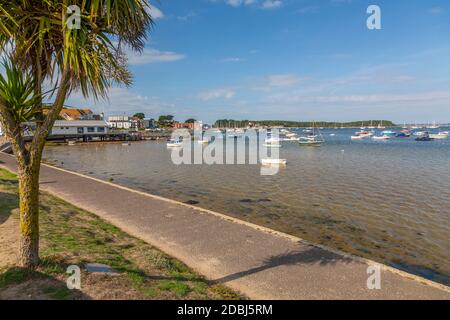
(0, 0), (153, 267)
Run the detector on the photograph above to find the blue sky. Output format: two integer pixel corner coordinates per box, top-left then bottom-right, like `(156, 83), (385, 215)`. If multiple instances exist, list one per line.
(68, 0), (450, 124)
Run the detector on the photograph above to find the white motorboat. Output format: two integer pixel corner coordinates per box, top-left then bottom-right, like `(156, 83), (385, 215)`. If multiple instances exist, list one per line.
(283, 136), (300, 141)
(261, 158), (287, 166)
(265, 137), (282, 143)
(167, 139), (183, 147)
(429, 132), (449, 139)
(351, 131), (373, 140)
(263, 143), (282, 148)
(372, 135), (391, 141)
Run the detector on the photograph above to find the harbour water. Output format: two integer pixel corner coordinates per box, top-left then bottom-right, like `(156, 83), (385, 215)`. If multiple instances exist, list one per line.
(43, 127), (450, 285)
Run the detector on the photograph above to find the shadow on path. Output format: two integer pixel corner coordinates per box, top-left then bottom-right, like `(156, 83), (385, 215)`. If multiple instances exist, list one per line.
(213, 245), (353, 284)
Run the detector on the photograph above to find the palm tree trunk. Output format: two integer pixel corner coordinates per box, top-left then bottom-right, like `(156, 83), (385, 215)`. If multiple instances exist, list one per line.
(17, 156), (41, 267)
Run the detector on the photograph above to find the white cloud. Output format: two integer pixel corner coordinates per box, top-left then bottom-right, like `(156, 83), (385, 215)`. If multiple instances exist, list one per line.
(261, 0), (283, 9)
(268, 74), (300, 87)
(126, 48), (185, 65)
(267, 91), (450, 104)
(221, 57), (245, 63)
(211, 0), (282, 9)
(198, 88), (235, 101)
(251, 74), (304, 92)
(67, 87), (177, 117)
(147, 5), (164, 19)
(429, 7), (444, 15)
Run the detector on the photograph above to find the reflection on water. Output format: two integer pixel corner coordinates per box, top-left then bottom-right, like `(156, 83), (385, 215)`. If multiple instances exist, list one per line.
(44, 128), (450, 285)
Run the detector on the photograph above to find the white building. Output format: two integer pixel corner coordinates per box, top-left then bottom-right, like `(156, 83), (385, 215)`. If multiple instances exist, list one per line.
(51, 120), (109, 136)
(23, 120), (109, 137)
(108, 116), (132, 129)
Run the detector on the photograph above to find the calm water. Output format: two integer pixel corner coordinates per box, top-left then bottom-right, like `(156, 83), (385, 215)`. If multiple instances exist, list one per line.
(44, 128), (450, 285)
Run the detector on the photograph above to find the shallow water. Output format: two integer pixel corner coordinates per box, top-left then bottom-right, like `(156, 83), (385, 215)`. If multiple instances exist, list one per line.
(44, 127), (450, 285)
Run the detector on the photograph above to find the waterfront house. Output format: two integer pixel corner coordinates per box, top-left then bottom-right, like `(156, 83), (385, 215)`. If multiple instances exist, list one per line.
(142, 118), (158, 130)
(60, 108), (95, 120)
(23, 120), (109, 138)
(108, 115), (132, 129)
(173, 122), (195, 129)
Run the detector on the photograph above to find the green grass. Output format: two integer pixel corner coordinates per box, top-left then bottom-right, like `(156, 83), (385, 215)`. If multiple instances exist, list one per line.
(0, 167), (243, 300)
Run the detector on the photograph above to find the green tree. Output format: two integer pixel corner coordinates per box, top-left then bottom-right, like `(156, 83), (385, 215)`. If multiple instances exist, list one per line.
(158, 115), (174, 127)
(0, 0), (153, 268)
(185, 118), (196, 123)
(133, 112), (145, 120)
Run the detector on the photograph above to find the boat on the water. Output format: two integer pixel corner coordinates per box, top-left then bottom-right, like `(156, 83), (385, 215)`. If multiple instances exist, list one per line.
(263, 143), (282, 148)
(167, 139), (183, 147)
(298, 122), (324, 146)
(429, 132), (449, 139)
(396, 131), (411, 138)
(298, 140), (323, 146)
(415, 136), (434, 142)
(372, 135), (391, 141)
(381, 130), (396, 136)
(351, 130), (373, 140)
(261, 158), (287, 166)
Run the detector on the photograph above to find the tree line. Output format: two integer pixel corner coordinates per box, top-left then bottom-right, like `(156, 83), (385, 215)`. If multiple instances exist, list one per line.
(213, 119), (396, 128)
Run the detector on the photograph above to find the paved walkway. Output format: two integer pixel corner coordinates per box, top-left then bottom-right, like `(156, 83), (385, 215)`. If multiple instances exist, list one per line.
(1, 152), (449, 299)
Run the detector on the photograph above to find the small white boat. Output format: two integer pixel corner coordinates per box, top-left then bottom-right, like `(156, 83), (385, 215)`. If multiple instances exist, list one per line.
(265, 137), (282, 143)
(122, 141), (131, 146)
(286, 133), (297, 137)
(261, 158), (287, 166)
(372, 135), (391, 141)
(429, 132), (449, 139)
(351, 131), (373, 140)
(284, 136), (300, 141)
(68, 140), (77, 146)
(167, 139), (183, 147)
(263, 143), (282, 148)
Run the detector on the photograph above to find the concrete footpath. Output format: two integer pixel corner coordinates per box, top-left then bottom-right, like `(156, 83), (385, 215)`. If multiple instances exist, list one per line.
(1, 152), (449, 299)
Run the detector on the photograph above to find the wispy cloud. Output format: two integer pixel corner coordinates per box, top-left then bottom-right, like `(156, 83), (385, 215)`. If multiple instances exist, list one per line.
(198, 88), (236, 101)
(67, 87), (177, 117)
(220, 57), (245, 63)
(125, 48), (185, 65)
(261, 0), (283, 9)
(211, 0), (283, 10)
(429, 7), (444, 15)
(268, 74), (301, 87)
(147, 5), (164, 19)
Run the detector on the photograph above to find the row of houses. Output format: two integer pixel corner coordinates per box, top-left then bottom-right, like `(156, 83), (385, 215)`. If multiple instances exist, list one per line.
(0, 107), (200, 139)
(107, 116), (158, 130)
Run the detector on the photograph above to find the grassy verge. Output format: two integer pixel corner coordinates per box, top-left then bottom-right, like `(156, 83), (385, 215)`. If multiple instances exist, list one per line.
(0, 167), (242, 300)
